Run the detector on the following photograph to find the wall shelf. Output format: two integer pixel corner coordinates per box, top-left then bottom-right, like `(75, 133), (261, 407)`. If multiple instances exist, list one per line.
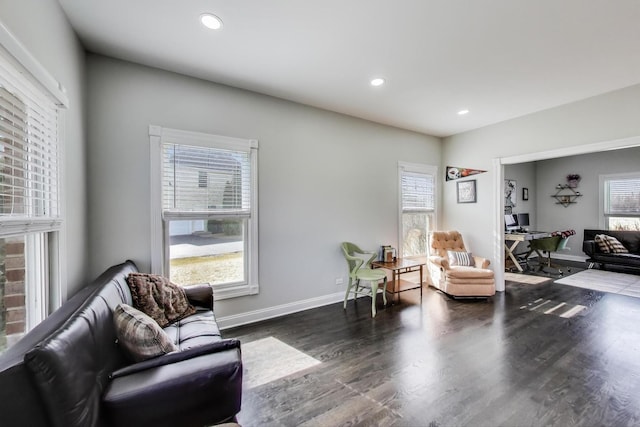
(551, 185), (582, 207)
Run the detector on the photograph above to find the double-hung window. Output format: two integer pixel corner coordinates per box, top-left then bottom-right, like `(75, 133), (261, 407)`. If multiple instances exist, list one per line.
(0, 34), (66, 353)
(601, 173), (640, 230)
(398, 162), (437, 258)
(150, 126), (259, 299)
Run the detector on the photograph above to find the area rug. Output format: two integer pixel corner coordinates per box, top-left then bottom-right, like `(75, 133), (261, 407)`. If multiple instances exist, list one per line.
(505, 272), (553, 285)
(241, 336), (321, 389)
(555, 269), (640, 299)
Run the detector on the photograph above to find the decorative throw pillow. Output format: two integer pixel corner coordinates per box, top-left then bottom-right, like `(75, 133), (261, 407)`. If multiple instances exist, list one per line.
(126, 273), (196, 327)
(113, 303), (178, 362)
(595, 234), (629, 254)
(447, 250), (474, 267)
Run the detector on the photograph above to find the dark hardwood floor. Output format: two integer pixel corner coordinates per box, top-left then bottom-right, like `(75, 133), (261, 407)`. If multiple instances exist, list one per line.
(228, 264), (640, 427)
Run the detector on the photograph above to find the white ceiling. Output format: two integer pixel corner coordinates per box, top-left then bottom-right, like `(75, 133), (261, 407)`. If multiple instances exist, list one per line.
(58, 0), (640, 137)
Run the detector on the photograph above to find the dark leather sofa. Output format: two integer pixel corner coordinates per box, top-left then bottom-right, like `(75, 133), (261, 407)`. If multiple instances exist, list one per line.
(583, 229), (640, 271)
(0, 260), (242, 427)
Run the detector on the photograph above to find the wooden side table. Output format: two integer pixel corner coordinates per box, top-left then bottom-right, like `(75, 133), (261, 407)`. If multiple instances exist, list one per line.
(371, 257), (425, 303)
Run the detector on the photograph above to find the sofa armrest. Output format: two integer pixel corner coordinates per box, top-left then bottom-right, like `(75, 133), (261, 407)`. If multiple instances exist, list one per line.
(583, 240), (598, 257)
(103, 341), (242, 427)
(429, 255), (450, 270)
(473, 256), (490, 269)
(110, 338), (240, 379)
(183, 283), (214, 310)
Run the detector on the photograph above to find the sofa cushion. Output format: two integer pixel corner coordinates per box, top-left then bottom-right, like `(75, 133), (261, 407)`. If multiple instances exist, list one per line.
(592, 252), (640, 267)
(114, 304), (178, 362)
(595, 234), (629, 254)
(445, 266), (494, 279)
(446, 277), (495, 285)
(126, 273), (196, 327)
(163, 308), (222, 351)
(447, 250), (474, 266)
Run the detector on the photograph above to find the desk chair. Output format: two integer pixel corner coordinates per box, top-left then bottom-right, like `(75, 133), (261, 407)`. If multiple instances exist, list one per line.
(528, 230), (575, 275)
(341, 242), (388, 317)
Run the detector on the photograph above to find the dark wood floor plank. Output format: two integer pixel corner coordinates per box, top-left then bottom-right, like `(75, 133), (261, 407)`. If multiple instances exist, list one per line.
(230, 265), (640, 427)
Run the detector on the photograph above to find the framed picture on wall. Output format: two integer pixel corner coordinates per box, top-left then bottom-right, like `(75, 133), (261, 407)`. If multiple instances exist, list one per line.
(457, 179), (477, 203)
(522, 187), (529, 201)
(505, 179), (517, 208)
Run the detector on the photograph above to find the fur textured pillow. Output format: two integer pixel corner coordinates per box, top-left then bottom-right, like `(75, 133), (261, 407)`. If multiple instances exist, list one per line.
(447, 250), (474, 267)
(595, 234), (629, 254)
(113, 303), (178, 362)
(126, 273), (197, 327)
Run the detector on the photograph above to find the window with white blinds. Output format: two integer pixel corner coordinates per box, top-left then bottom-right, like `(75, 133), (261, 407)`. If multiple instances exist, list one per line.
(0, 56), (60, 236)
(150, 126), (259, 299)
(0, 26), (65, 352)
(602, 173), (640, 231)
(398, 162), (437, 258)
(401, 171), (435, 213)
(162, 143), (251, 219)
(605, 177), (640, 215)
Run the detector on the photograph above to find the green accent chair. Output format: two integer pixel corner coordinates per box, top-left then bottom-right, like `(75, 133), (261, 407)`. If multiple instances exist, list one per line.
(528, 235), (572, 275)
(341, 242), (388, 317)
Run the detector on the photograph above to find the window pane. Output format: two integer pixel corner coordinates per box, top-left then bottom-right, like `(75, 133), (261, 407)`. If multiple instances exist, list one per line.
(608, 216), (640, 231)
(401, 172), (434, 211)
(168, 219), (245, 286)
(606, 178), (640, 214)
(402, 212), (432, 257)
(0, 236), (26, 354)
(162, 143), (250, 213)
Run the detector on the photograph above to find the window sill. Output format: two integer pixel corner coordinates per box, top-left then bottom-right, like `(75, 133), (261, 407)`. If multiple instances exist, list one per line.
(213, 283), (259, 300)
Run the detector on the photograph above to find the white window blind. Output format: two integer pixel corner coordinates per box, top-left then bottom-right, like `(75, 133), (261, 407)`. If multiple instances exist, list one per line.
(0, 50), (60, 236)
(401, 171), (435, 212)
(605, 178), (640, 215)
(162, 143), (252, 220)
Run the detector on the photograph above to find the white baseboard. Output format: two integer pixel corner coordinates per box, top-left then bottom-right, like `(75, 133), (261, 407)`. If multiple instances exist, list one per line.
(528, 253), (587, 263)
(217, 291), (346, 330)
(553, 253), (588, 263)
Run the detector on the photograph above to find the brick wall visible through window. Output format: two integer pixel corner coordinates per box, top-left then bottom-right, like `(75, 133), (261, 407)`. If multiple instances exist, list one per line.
(0, 237), (26, 352)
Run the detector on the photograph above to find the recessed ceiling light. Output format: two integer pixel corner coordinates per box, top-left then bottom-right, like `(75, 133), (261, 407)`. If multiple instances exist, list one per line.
(200, 13), (223, 30)
(370, 78), (385, 87)
(457, 109), (470, 115)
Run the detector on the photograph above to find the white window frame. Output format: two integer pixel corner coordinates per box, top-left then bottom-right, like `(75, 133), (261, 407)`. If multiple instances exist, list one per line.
(398, 161), (438, 258)
(599, 171), (640, 230)
(149, 125), (259, 299)
(0, 22), (66, 340)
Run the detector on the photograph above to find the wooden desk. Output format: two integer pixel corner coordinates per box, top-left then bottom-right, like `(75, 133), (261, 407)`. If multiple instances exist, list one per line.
(505, 231), (551, 272)
(371, 257), (425, 303)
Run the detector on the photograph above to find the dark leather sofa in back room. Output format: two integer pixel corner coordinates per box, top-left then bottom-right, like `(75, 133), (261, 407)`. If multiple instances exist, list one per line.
(583, 229), (640, 272)
(0, 260), (242, 427)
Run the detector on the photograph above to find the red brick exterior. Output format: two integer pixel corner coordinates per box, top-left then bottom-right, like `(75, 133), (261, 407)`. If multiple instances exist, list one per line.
(4, 238), (26, 342)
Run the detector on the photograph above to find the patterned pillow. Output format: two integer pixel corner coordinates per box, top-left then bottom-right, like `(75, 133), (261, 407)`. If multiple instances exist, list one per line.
(126, 273), (196, 327)
(447, 250), (474, 267)
(595, 234), (629, 254)
(113, 303), (178, 362)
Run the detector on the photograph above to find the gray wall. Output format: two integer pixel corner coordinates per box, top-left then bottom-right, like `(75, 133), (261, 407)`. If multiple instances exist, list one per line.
(0, 0), (89, 297)
(505, 147), (640, 259)
(534, 146), (640, 258)
(86, 55), (441, 319)
(444, 84), (640, 273)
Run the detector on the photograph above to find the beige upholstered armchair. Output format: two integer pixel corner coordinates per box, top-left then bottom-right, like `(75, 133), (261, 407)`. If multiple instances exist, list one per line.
(428, 231), (495, 297)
